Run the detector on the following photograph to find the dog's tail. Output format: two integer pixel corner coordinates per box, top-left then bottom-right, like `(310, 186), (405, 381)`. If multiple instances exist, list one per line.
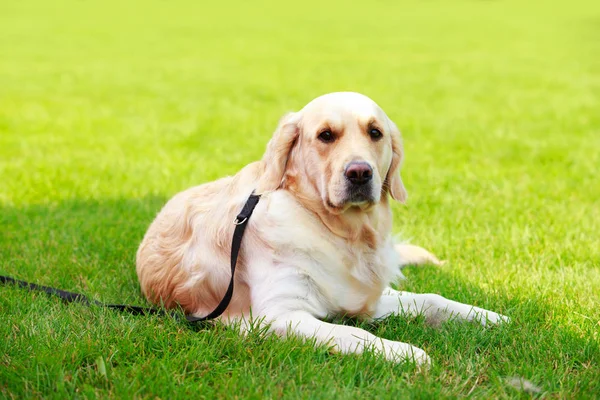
(395, 243), (447, 268)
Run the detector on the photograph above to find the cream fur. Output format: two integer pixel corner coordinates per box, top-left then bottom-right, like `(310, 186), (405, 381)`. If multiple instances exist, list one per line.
(136, 92), (508, 365)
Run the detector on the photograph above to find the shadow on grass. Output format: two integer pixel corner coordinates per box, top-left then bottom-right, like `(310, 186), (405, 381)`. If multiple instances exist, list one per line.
(1, 197), (599, 396)
(0, 196), (166, 303)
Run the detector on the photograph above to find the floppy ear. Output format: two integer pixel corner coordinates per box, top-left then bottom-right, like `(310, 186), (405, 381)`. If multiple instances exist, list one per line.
(385, 121), (408, 203)
(256, 112), (300, 194)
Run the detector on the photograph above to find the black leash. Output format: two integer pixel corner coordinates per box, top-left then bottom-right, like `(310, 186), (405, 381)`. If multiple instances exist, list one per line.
(186, 191), (260, 322)
(0, 191), (261, 324)
(0, 275), (164, 315)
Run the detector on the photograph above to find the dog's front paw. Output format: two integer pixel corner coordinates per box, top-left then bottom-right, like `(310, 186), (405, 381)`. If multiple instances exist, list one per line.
(375, 339), (431, 366)
(489, 313), (511, 325)
(472, 308), (511, 327)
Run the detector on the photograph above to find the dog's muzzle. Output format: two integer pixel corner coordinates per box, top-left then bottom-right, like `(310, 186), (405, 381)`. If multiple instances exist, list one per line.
(344, 161), (375, 203)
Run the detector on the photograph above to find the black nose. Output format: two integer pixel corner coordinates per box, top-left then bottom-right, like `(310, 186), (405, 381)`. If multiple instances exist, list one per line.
(345, 162), (373, 185)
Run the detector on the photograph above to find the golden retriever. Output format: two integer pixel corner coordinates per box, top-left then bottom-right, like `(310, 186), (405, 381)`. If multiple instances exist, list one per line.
(136, 92), (508, 365)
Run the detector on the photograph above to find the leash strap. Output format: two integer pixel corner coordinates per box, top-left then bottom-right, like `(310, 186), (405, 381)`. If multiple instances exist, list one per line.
(0, 191), (261, 323)
(0, 275), (163, 315)
(185, 191), (260, 322)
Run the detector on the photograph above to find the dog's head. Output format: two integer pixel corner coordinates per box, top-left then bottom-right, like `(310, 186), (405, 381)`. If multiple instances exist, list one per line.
(257, 92), (407, 214)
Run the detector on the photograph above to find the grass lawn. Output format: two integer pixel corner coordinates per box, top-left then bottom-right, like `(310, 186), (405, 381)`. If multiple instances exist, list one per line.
(1, 0), (599, 397)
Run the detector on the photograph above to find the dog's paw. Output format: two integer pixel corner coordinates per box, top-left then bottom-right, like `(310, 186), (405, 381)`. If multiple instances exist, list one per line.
(489, 313), (511, 325)
(375, 339), (431, 366)
(473, 309), (511, 327)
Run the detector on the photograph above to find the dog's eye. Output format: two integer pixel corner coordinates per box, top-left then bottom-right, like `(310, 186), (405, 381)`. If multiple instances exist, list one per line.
(369, 128), (383, 140)
(318, 130), (335, 143)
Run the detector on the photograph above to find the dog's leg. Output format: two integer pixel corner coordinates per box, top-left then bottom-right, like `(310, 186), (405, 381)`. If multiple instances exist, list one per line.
(395, 243), (446, 267)
(267, 310), (430, 365)
(376, 288), (509, 326)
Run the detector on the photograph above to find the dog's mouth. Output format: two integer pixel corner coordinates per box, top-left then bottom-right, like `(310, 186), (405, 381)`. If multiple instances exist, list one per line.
(346, 185), (375, 204)
(325, 185), (376, 213)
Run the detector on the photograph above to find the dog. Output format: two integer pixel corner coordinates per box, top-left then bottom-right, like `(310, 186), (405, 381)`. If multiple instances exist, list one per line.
(136, 92), (508, 365)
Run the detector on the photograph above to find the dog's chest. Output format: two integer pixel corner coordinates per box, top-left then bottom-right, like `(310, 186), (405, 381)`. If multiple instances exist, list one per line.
(329, 243), (393, 314)
(262, 193), (400, 317)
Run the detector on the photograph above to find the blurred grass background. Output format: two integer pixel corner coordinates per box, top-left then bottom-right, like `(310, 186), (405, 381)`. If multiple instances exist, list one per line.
(1, 0), (599, 397)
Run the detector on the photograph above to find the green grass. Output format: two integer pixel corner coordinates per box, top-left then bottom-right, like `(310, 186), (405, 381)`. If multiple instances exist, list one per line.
(1, 0), (599, 398)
